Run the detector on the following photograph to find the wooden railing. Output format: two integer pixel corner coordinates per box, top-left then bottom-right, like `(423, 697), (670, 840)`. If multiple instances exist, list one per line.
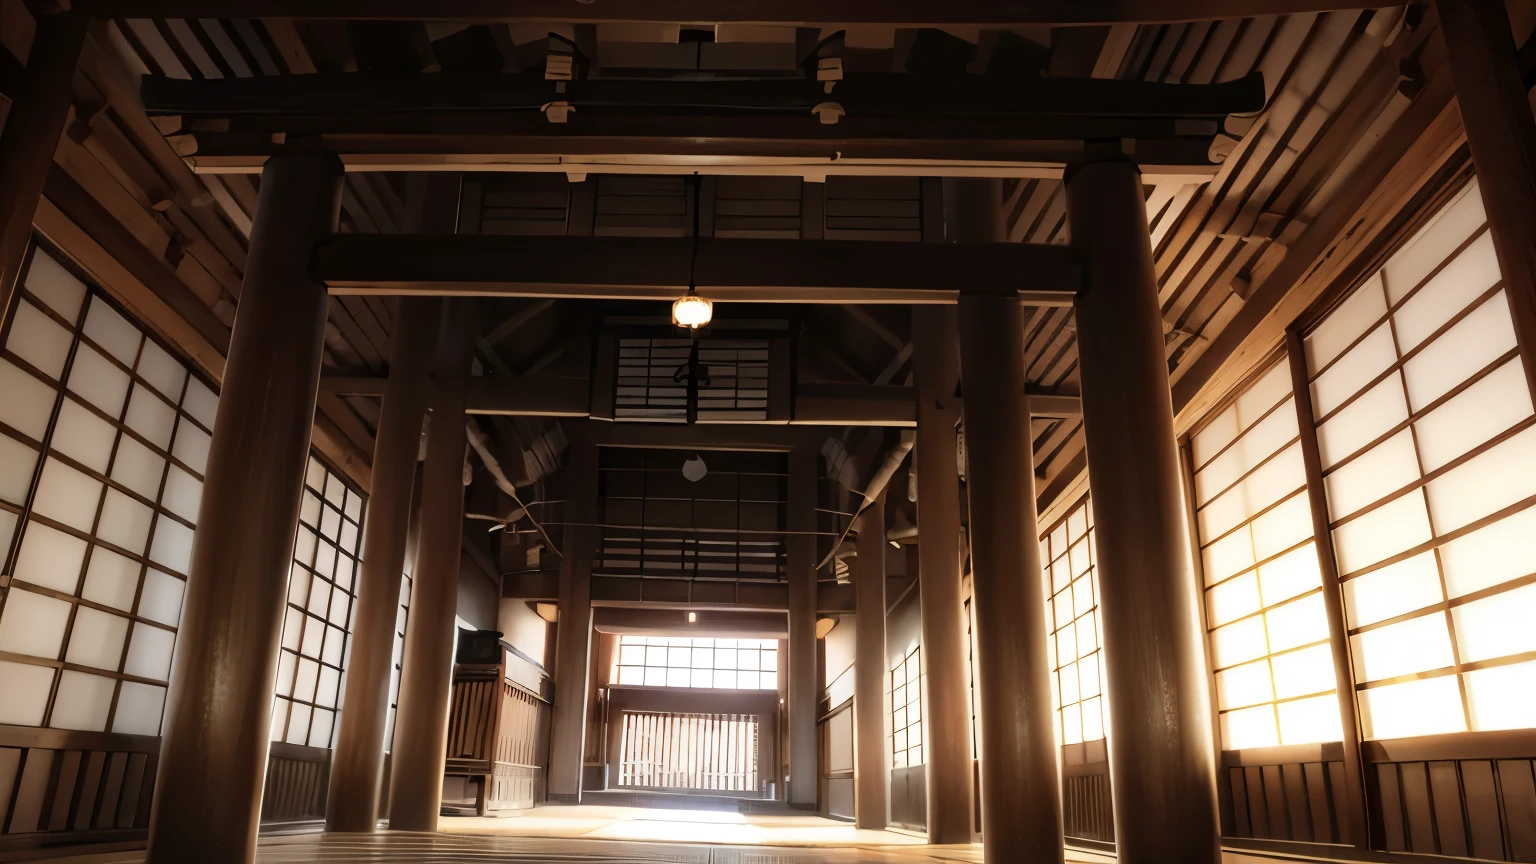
(1220, 743), (1350, 845)
(259, 743), (331, 824)
(618, 710), (761, 794)
(0, 725), (158, 849)
(445, 658), (550, 814)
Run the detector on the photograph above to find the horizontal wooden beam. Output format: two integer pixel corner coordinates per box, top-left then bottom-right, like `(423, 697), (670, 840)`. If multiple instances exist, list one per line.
(318, 234), (1080, 305)
(592, 608), (788, 638)
(80, 0), (1371, 25)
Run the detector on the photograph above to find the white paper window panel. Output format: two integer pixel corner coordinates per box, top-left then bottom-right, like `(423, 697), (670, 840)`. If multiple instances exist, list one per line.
(171, 422), (210, 477)
(1341, 551), (1443, 629)
(343, 490), (362, 523)
(1203, 528), (1258, 593)
(1311, 324), (1397, 419)
(1324, 429), (1421, 520)
(113, 681), (166, 736)
(1265, 593), (1332, 655)
(0, 360), (58, 441)
(0, 660), (55, 726)
(275, 650), (297, 697)
(1217, 658), (1273, 710)
(1402, 292), (1517, 414)
(322, 626), (345, 666)
(1439, 504), (1536, 598)
(111, 434), (166, 501)
(138, 568), (185, 626)
(295, 528), (317, 568)
(1359, 675), (1466, 739)
(270, 698), (289, 741)
(293, 657), (319, 702)
(310, 708), (335, 747)
(65, 606), (129, 669)
(0, 510), (17, 555)
(1279, 694), (1345, 745)
(300, 490), (321, 527)
(0, 434), (39, 506)
(299, 615), (324, 659)
(1197, 444), (1306, 541)
(1425, 424), (1536, 535)
(1194, 399), (1298, 506)
(1271, 643), (1337, 700)
(305, 458), (327, 492)
(14, 521), (88, 593)
(1221, 703), (1279, 750)
(1331, 488), (1433, 575)
(80, 547), (140, 612)
(183, 378), (218, 430)
(67, 344), (131, 418)
(25, 250), (87, 322)
(286, 702), (313, 744)
(136, 339), (186, 401)
(98, 489), (154, 554)
(1250, 491), (1313, 562)
(324, 474), (346, 508)
(0, 588), (71, 657)
(1394, 231), (1501, 353)
(1236, 361), (1295, 431)
(1463, 662), (1536, 732)
(8, 300), (73, 379)
(1211, 616), (1269, 669)
(52, 399), (116, 475)
(316, 665), (341, 708)
(1352, 612), (1455, 682)
(1383, 180), (1486, 306)
(281, 607), (303, 652)
(1306, 274), (1387, 376)
(161, 467), (202, 523)
(124, 388), (177, 451)
(1207, 571), (1259, 628)
(149, 517), (194, 575)
(32, 457), (103, 533)
(1258, 543), (1322, 607)
(1451, 583), (1536, 664)
(83, 296), (142, 365)
(1415, 359), (1533, 474)
(124, 622), (176, 680)
(51, 670), (115, 731)
(1315, 375), (1410, 469)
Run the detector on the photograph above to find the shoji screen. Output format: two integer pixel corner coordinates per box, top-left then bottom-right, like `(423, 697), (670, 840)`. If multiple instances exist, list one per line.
(384, 566), (411, 751)
(270, 458), (366, 748)
(1301, 178), (1536, 739)
(0, 246), (216, 737)
(1039, 494), (1106, 749)
(891, 643), (923, 768)
(1190, 358), (1342, 750)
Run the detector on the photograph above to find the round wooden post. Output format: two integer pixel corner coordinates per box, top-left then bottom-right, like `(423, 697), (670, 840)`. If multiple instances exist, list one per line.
(853, 494), (888, 830)
(145, 153), (343, 864)
(325, 296), (442, 832)
(386, 301), (474, 831)
(786, 443), (820, 807)
(953, 178), (1064, 864)
(911, 303), (975, 844)
(547, 434), (598, 801)
(1066, 158), (1220, 864)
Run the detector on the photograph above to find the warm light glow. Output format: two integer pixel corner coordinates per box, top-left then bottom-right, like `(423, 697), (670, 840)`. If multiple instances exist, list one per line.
(1359, 676), (1466, 739)
(687, 611), (697, 623)
(672, 294), (713, 329)
(1465, 662), (1536, 731)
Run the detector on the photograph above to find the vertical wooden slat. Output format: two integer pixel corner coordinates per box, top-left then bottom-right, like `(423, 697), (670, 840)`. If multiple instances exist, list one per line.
(1262, 765), (1289, 840)
(73, 751), (106, 831)
(1378, 764), (1408, 852)
(1399, 761), (1436, 854)
(1328, 761), (1351, 844)
(1498, 759), (1536, 862)
(95, 753), (126, 830)
(0, 748), (22, 829)
(1462, 760), (1506, 861)
(1229, 766), (1252, 837)
(1282, 763), (1312, 842)
(9, 750), (54, 834)
(1244, 767), (1270, 838)
(116, 753), (146, 829)
(1427, 761), (1468, 858)
(133, 757), (156, 828)
(46, 751), (82, 831)
(1303, 762), (1334, 844)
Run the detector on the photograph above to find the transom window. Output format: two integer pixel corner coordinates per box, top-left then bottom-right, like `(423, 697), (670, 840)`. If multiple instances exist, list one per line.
(1040, 494), (1106, 747)
(613, 635), (778, 689)
(270, 458), (366, 748)
(892, 643), (923, 768)
(1191, 357), (1342, 750)
(0, 244), (214, 737)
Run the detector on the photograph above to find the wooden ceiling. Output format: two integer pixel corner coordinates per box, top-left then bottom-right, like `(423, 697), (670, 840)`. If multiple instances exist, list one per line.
(1, 2), (1472, 508)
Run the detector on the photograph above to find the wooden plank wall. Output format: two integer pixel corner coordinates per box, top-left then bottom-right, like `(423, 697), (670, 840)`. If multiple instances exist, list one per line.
(1062, 770), (1114, 844)
(1370, 758), (1536, 862)
(258, 743), (331, 824)
(1222, 760), (1348, 845)
(889, 763), (927, 830)
(0, 731), (157, 843)
(823, 177), (923, 241)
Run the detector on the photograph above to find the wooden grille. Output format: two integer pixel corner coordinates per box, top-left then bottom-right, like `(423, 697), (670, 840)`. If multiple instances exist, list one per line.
(1223, 759), (1351, 845)
(618, 711), (760, 793)
(614, 338), (769, 424)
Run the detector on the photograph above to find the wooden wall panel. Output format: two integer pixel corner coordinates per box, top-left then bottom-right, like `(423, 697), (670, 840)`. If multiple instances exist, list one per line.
(1220, 760), (1346, 846)
(1378, 763), (1407, 852)
(0, 733), (159, 845)
(259, 744), (331, 824)
(1463, 760), (1506, 861)
(1499, 760), (1536, 862)
(1428, 761), (1469, 859)
(1364, 756), (1536, 862)
(1061, 770), (1114, 843)
(1399, 762), (1436, 854)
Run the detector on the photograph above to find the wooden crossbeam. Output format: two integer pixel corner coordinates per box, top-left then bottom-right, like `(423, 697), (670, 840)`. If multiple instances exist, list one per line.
(316, 234), (1080, 305)
(81, 0), (1375, 25)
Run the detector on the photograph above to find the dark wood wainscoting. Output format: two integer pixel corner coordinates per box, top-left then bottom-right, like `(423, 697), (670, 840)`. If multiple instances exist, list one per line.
(259, 742), (331, 824)
(1220, 748), (1349, 846)
(1364, 731), (1536, 862)
(0, 725), (158, 848)
(1062, 763), (1114, 843)
(890, 764), (926, 830)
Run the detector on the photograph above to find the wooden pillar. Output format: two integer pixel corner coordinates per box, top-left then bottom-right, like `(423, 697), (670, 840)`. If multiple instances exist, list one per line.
(145, 153), (343, 864)
(548, 434), (598, 802)
(1065, 158), (1219, 864)
(954, 175), (1062, 864)
(325, 297), (442, 831)
(1437, 0), (1536, 388)
(852, 495), (888, 830)
(0, 10), (86, 330)
(911, 305), (975, 844)
(385, 302), (474, 832)
(786, 443), (818, 807)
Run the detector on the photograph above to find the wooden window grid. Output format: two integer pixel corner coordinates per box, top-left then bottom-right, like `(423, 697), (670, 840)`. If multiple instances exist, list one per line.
(892, 644), (923, 769)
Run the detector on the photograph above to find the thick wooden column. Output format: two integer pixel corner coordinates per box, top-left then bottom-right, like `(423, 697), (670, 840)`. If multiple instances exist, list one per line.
(548, 434), (598, 802)
(852, 494), (888, 830)
(1066, 158), (1219, 864)
(0, 10), (86, 329)
(955, 178), (1063, 864)
(786, 443), (818, 807)
(326, 297), (442, 831)
(145, 153), (343, 864)
(385, 302), (474, 832)
(911, 305), (975, 844)
(1437, 0), (1536, 386)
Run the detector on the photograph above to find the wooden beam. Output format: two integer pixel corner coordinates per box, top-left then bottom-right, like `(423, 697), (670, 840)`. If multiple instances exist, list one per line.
(80, 0), (1376, 25)
(592, 608), (788, 638)
(318, 234), (1080, 305)
(484, 297), (554, 345)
